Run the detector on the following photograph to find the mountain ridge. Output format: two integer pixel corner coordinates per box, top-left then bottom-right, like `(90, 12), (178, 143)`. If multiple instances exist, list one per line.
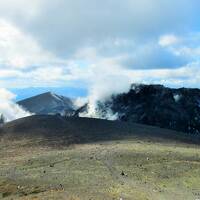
(16, 84), (200, 134)
(77, 84), (200, 134)
(1, 114), (199, 145)
(17, 91), (75, 115)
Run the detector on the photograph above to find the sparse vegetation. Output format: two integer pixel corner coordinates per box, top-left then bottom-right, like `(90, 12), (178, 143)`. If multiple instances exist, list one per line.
(1, 138), (200, 200)
(1, 116), (200, 199)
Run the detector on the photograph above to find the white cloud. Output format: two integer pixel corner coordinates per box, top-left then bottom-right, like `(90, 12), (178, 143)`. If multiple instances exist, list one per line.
(172, 46), (200, 58)
(0, 19), (75, 88)
(0, 19), (57, 69)
(0, 0), (198, 57)
(0, 0), (199, 99)
(0, 88), (32, 121)
(158, 33), (200, 62)
(159, 34), (179, 47)
(128, 62), (200, 87)
(0, 69), (23, 78)
(0, 0), (41, 20)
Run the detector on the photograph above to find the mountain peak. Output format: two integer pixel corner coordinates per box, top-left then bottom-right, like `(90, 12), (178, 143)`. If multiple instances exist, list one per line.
(18, 92), (75, 115)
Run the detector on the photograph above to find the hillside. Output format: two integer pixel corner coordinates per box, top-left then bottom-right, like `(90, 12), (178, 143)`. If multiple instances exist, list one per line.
(1, 115), (199, 145)
(1, 116), (200, 199)
(84, 84), (200, 134)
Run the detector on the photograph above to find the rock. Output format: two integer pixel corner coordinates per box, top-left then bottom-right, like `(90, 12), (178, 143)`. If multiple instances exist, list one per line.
(121, 171), (127, 176)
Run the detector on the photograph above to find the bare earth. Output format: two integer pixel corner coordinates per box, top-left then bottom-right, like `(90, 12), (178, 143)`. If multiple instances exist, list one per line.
(0, 116), (200, 200)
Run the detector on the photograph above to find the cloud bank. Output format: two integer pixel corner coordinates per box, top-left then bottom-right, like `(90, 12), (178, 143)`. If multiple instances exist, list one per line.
(0, 88), (32, 122)
(0, 0), (200, 111)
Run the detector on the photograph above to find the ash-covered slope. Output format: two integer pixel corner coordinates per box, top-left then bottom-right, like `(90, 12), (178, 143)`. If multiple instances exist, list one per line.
(90, 84), (200, 134)
(17, 92), (75, 115)
(0, 115), (198, 144)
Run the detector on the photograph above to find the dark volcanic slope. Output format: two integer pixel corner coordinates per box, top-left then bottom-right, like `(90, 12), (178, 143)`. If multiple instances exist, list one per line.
(0, 115), (199, 145)
(18, 92), (75, 115)
(94, 84), (200, 134)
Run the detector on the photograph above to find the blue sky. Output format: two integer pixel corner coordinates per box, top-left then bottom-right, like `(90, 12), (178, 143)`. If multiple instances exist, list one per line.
(0, 0), (200, 100)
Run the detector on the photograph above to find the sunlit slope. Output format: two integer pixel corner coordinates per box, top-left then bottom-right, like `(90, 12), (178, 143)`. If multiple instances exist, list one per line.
(0, 115), (200, 199)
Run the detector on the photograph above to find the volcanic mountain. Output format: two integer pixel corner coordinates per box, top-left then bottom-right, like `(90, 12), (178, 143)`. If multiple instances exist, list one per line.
(78, 84), (200, 134)
(17, 84), (200, 134)
(17, 92), (75, 115)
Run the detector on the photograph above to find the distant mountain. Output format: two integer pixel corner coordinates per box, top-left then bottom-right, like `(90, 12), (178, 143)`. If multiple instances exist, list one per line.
(77, 84), (200, 134)
(17, 85), (200, 134)
(17, 92), (75, 115)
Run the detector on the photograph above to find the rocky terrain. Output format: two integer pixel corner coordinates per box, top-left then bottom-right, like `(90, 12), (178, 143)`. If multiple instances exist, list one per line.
(17, 84), (200, 135)
(88, 84), (200, 134)
(1, 115), (200, 200)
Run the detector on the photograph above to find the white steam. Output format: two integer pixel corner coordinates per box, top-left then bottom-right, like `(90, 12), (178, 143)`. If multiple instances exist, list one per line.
(80, 71), (132, 120)
(73, 48), (135, 120)
(0, 88), (32, 122)
(87, 76), (131, 118)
